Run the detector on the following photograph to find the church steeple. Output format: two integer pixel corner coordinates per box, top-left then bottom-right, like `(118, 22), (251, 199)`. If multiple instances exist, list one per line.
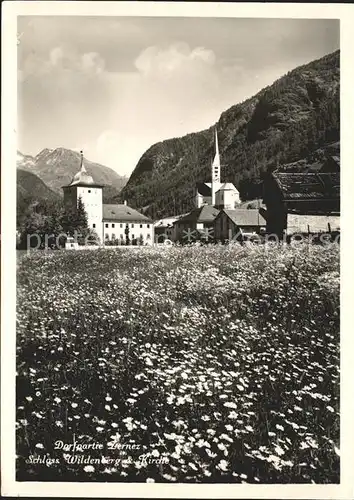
(211, 127), (221, 205)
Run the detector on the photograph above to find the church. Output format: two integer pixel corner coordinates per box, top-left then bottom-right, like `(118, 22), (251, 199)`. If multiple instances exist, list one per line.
(62, 151), (154, 245)
(195, 129), (240, 210)
(174, 129), (242, 242)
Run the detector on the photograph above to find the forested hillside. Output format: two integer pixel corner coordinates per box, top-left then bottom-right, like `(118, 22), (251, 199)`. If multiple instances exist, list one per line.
(120, 50), (339, 219)
(17, 169), (61, 225)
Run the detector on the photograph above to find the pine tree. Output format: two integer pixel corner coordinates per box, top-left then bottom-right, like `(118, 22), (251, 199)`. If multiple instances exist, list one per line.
(61, 196), (89, 242)
(18, 199), (66, 249)
(76, 196), (88, 230)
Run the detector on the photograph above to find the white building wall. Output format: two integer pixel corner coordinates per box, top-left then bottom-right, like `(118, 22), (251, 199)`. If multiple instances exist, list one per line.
(103, 221), (154, 244)
(223, 189), (240, 209)
(211, 182), (222, 207)
(77, 186), (103, 241)
(196, 193), (213, 208)
(216, 189), (240, 209)
(195, 192), (204, 208)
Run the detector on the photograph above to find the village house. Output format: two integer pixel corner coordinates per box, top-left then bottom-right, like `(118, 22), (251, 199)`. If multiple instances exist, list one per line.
(62, 151), (153, 245)
(174, 205), (220, 243)
(261, 170), (340, 238)
(214, 209), (266, 242)
(153, 215), (185, 243)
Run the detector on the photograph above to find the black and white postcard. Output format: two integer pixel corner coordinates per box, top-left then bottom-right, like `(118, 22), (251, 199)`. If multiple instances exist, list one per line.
(2, 1), (354, 498)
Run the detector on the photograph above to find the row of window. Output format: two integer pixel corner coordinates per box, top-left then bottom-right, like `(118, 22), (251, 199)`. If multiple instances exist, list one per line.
(91, 223), (151, 230)
(105, 234), (151, 240)
(104, 223), (150, 229)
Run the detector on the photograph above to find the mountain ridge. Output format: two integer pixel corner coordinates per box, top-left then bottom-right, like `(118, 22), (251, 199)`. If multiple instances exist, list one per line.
(16, 167), (61, 224)
(17, 148), (128, 207)
(120, 50), (340, 218)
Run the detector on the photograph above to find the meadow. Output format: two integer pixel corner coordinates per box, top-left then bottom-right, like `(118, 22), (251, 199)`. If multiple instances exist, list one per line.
(16, 242), (340, 483)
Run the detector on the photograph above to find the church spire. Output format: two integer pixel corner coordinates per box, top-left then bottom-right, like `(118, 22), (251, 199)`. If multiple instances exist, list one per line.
(211, 127), (221, 205)
(212, 128), (221, 182)
(80, 150), (87, 173)
(215, 127), (219, 159)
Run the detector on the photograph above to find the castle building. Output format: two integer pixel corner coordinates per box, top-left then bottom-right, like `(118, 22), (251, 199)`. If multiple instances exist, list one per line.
(62, 151), (153, 245)
(62, 152), (104, 241)
(195, 129), (240, 210)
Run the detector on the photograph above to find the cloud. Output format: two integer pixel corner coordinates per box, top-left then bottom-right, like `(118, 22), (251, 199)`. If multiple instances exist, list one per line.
(81, 52), (105, 74)
(49, 47), (64, 67)
(18, 40), (248, 174)
(17, 17), (339, 176)
(134, 42), (216, 77)
(25, 45), (106, 76)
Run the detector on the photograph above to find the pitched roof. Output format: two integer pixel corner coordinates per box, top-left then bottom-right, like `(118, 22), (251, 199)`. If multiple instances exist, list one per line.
(273, 172), (340, 200)
(222, 209), (266, 227)
(196, 182), (212, 197)
(175, 205), (220, 224)
(102, 204), (152, 222)
(154, 216), (183, 228)
(218, 182), (238, 192)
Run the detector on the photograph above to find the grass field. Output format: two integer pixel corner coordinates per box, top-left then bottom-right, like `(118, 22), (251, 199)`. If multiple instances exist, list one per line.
(16, 243), (340, 483)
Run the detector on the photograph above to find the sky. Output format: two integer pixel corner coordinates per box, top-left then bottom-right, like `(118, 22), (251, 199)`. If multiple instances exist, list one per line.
(17, 16), (339, 176)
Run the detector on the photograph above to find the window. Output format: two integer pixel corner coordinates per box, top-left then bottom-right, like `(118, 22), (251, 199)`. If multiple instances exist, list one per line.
(120, 234), (124, 239)
(132, 234), (135, 239)
(93, 223), (96, 228)
(147, 224), (150, 228)
(105, 234), (109, 239)
(140, 233), (143, 239)
(140, 224), (143, 228)
(120, 224), (123, 228)
(105, 223), (108, 228)
(131, 224), (134, 228)
(147, 234), (151, 239)
(88, 189), (91, 193)
(112, 234), (116, 240)
(112, 223), (115, 228)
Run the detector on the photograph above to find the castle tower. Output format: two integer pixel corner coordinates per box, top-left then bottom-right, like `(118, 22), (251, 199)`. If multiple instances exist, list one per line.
(211, 128), (221, 206)
(62, 150), (104, 242)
